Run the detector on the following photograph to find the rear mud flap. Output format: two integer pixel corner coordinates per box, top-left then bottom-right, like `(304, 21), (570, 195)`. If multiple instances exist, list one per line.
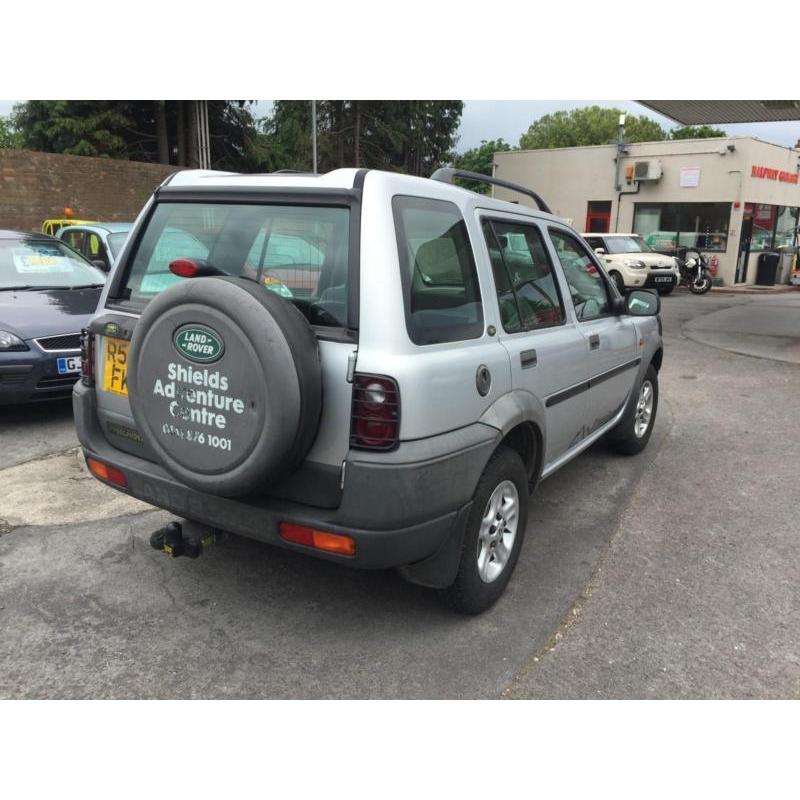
(397, 502), (473, 589)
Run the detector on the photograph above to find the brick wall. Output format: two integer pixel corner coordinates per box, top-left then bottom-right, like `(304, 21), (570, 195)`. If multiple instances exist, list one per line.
(0, 149), (179, 231)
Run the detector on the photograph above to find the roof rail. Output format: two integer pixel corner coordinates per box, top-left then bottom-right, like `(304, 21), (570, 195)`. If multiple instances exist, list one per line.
(430, 168), (552, 214)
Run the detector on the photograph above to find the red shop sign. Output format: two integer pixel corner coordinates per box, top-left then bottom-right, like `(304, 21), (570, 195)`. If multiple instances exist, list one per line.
(751, 165), (799, 184)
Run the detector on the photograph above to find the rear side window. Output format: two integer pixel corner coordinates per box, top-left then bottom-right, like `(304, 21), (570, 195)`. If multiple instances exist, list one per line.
(393, 196), (483, 345)
(122, 202), (350, 328)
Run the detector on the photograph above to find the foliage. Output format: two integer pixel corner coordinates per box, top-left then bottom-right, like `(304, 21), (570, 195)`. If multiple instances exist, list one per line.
(260, 100), (464, 175)
(450, 138), (513, 193)
(0, 116), (22, 149)
(11, 101), (260, 169)
(669, 125), (727, 140)
(519, 106), (666, 149)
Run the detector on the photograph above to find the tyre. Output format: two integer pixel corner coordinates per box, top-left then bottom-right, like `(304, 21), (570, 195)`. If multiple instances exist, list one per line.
(657, 285), (674, 296)
(127, 276), (322, 497)
(439, 446), (529, 614)
(607, 364), (658, 455)
(689, 274), (712, 294)
(609, 271), (625, 293)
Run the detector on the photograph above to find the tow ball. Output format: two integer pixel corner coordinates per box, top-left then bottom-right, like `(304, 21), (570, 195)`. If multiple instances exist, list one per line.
(149, 520), (222, 559)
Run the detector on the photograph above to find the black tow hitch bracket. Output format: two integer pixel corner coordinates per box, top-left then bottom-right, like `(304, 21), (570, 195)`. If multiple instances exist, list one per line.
(149, 520), (222, 559)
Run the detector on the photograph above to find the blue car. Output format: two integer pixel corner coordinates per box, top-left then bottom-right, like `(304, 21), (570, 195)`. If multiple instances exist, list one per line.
(0, 231), (106, 405)
(57, 222), (133, 272)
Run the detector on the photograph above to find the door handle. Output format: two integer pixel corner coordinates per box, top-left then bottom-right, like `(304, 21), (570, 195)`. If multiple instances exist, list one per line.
(520, 349), (537, 369)
(589, 334), (600, 351)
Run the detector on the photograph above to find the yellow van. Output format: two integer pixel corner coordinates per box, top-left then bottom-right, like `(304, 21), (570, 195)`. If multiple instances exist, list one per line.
(42, 218), (97, 237)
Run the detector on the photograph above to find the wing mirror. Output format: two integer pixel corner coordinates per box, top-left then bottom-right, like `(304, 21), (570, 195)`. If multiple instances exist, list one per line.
(91, 258), (109, 271)
(594, 247), (606, 255)
(625, 289), (660, 316)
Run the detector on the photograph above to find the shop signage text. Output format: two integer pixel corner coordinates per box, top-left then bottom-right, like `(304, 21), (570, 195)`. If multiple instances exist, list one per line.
(751, 165), (799, 184)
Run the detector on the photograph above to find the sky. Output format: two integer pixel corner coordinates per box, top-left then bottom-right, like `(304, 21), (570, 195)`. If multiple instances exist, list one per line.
(3, 99), (799, 153)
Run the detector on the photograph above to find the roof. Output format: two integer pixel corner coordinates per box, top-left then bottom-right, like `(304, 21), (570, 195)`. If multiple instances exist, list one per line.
(164, 167), (364, 190)
(0, 230), (58, 240)
(638, 100), (800, 125)
(161, 167), (558, 221)
(590, 233), (644, 238)
(59, 222), (134, 234)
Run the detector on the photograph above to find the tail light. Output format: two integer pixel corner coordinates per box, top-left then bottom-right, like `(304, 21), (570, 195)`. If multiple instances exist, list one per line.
(279, 522), (355, 557)
(80, 328), (95, 387)
(350, 373), (400, 450)
(86, 457), (127, 488)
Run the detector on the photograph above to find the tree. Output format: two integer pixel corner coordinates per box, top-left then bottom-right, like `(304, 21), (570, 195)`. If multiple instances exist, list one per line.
(11, 101), (261, 170)
(519, 106), (666, 149)
(259, 100), (464, 175)
(0, 116), (21, 149)
(669, 125), (727, 140)
(450, 139), (513, 193)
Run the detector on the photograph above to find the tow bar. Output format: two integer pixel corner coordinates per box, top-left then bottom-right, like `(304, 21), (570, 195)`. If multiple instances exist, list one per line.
(149, 520), (222, 559)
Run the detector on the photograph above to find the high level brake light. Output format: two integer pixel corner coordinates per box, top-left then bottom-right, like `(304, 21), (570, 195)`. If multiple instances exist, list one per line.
(169, 259), (224, 278)
(350, 373), (400, 450)
(169, 258), (203, 278)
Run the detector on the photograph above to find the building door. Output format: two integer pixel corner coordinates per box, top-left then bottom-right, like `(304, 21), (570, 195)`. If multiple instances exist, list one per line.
(736, 204), (754, 283)
(585, 201), (611, 233)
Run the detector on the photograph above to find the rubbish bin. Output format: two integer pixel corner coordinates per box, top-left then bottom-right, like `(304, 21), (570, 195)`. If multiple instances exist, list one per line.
(755, 252), (780, 286)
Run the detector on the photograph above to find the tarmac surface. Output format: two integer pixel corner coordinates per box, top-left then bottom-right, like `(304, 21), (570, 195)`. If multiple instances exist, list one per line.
(1, 288), (798, 698)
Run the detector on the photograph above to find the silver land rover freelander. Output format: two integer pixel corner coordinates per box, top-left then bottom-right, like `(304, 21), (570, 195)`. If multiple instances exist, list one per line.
(74, 167), (663, 613)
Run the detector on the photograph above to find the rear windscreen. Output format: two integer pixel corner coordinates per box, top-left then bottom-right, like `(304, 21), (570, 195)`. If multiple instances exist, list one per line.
(121, 202), (350, 328)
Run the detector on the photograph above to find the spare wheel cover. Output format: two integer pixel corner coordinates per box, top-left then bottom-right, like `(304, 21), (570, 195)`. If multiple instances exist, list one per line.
(127, 276), (320, 497)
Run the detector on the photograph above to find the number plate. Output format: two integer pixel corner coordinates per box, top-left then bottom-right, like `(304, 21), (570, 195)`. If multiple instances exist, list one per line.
(103, 338), (129, 397)
(56, 356), (81, 374)
(654, 276), (673, 283)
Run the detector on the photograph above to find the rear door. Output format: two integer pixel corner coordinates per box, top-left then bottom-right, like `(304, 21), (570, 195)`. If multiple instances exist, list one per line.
(546, 226), (638, 434)
(94, 198), (358, 475)
(477, 213), (589, 465)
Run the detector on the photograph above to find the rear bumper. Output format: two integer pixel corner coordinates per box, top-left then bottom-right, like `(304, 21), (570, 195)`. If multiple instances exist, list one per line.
(0, 350), (80, 405)
(73, 382), (500, 575)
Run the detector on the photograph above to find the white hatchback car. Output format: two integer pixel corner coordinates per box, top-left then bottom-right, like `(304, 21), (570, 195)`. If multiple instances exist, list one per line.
(584, 233), (679, 295)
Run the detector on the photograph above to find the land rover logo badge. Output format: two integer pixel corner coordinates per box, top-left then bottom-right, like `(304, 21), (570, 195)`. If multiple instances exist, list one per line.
(173, 325), (224, 363)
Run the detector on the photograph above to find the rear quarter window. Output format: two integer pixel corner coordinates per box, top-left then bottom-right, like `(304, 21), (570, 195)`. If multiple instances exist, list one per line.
(392, 195), (484, 346)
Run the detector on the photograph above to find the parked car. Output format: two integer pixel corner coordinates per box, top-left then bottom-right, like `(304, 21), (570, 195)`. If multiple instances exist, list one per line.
(57, 222), (134, 272)
(75, 168), (663, 613)
(0, 231), (105, 405)
(583, 233), (679, 295)
(41, 218), (97, 237)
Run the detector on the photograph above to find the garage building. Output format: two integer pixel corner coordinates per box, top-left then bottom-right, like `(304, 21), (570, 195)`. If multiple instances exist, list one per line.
(493, 136), (800, 286)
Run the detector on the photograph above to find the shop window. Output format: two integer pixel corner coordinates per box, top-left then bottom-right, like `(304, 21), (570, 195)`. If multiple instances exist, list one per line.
(742, 203), (799, 252)
(772, 206), (799, 250)
(633, 202), (730, 253)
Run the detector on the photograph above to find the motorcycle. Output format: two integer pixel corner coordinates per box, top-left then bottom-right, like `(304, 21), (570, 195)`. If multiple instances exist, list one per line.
(676, 247), (713, 294)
